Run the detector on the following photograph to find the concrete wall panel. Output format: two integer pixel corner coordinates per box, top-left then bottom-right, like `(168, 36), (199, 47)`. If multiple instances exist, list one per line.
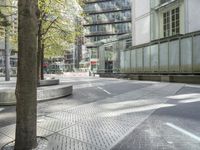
(169, 40), (180, 72)
(131, 50), (136, 72)
(120, 51), (125, 73)
(181, 38), (192, 72)
(160, 43), (169, 72)
(186, 0), (200, 33)
(134, 16), (151, 46)
(124, 51), (131, 73)
(143, 46), (151, 72)
(135, 0), (150, 18)
(136, 48), (143, 72)
(193, 35), (200, 72)
(150, 45), (159, 72)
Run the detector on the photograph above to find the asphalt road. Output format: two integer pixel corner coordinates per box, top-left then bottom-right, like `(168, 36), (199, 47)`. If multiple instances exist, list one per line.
(0, 76), (200, 150)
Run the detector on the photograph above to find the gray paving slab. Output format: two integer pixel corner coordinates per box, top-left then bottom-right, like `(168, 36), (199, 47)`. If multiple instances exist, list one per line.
(56, 83), (185, 149)
(1, 77), (194, 150)
(59, 124), (120, 149)
(64, 103), (103, 117)
(112, 116), (200, 150)
(0, 124), (53, 139)
(46, 133), (105, 150)
(37, 117), (74, 133)
(47, 111), (90, 123)
(79, 118), (132, 136)
(0, 133), (13, 149)
(112, 85), (200, 150)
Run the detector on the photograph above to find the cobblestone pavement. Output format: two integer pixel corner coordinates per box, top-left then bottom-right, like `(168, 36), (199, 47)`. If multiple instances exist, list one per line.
(0, 76), (200, 150)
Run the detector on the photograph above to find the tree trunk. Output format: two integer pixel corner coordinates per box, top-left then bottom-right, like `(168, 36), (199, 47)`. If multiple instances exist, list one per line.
(15, 0), (38, 149)
(40, 43), (44, 80)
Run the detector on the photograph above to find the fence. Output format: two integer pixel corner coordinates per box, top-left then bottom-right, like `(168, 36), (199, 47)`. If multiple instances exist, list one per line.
(120, 32), (200, 74)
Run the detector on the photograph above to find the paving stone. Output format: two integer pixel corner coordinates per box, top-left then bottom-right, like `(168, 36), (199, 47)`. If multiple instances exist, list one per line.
(59, 124), (119, 149)
(0, 133), (13, 149)
(0, 124), (16, 139)
(47, 133), (104, 150)
(64, 103), (103, 117)
(47, 111), (90, 123)
(80, 118), (132, 136)
(0, 78), (189, 150)
(37, 117), (74, 132)
(0, 124), (53, 139)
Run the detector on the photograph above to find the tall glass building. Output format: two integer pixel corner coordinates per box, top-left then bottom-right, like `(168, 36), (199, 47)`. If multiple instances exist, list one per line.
(84, 0), (132, 72)
(84, 0), (131, 43)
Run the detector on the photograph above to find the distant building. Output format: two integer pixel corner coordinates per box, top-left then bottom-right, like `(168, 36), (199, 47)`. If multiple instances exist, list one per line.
(64, 51), (74, 71)
(0, 49), (17, 75)
(96, 33), (132, 73)
(83, 0), (132, 72)
(74, 35), (85, 69)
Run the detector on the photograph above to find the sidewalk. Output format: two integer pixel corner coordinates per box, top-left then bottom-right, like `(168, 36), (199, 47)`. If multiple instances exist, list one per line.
(0, 82), (184, 150)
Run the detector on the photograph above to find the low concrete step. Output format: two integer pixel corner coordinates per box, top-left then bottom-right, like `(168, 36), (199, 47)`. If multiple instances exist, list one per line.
(0, 84), (72, 106)
(38, 79), (60, 87)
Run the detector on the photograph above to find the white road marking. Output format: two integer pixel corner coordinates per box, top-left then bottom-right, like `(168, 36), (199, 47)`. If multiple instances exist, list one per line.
(165, 122), (200, 142)
(0, 108), (5, 112)
(97, 87), (103, 90)
(97, 87), (111, 95)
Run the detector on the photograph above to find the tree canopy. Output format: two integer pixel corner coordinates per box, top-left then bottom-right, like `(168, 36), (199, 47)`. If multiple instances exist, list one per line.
(38, 0), (84, 58)
(0, 0), (84, 57)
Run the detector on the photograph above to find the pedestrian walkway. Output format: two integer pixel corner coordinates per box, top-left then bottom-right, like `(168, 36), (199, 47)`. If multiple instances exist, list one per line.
(0, 82), (184, 150)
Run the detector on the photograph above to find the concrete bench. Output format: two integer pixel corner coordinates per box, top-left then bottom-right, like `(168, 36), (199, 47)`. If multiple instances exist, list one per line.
(0, 84), (72, 106)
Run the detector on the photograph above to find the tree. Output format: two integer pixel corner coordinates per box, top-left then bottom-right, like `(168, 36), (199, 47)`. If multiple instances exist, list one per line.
(37, 0), (83, 80)
(0, 10), (11, 81)
(0, 2), (17, 81)
(15, 0), (39, 149)
(0, 0), (18, 50)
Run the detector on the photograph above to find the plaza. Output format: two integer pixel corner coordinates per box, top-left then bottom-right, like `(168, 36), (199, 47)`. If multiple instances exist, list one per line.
(0, 75), (200, 149)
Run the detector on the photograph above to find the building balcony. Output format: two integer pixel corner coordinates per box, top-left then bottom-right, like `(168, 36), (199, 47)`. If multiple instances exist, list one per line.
(84, 18), (131, 26)
(85, 31), (129, 37)
(85, 6), (131, 14)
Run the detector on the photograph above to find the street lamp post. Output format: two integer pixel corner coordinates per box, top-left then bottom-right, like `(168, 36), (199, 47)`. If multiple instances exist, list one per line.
(4, 22), (10, 81)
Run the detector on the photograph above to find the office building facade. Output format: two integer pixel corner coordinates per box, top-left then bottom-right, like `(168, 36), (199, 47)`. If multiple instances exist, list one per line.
(119, 0), (200, 75)
(132, 0), (200, 46)
(84, 0), (132, 72)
